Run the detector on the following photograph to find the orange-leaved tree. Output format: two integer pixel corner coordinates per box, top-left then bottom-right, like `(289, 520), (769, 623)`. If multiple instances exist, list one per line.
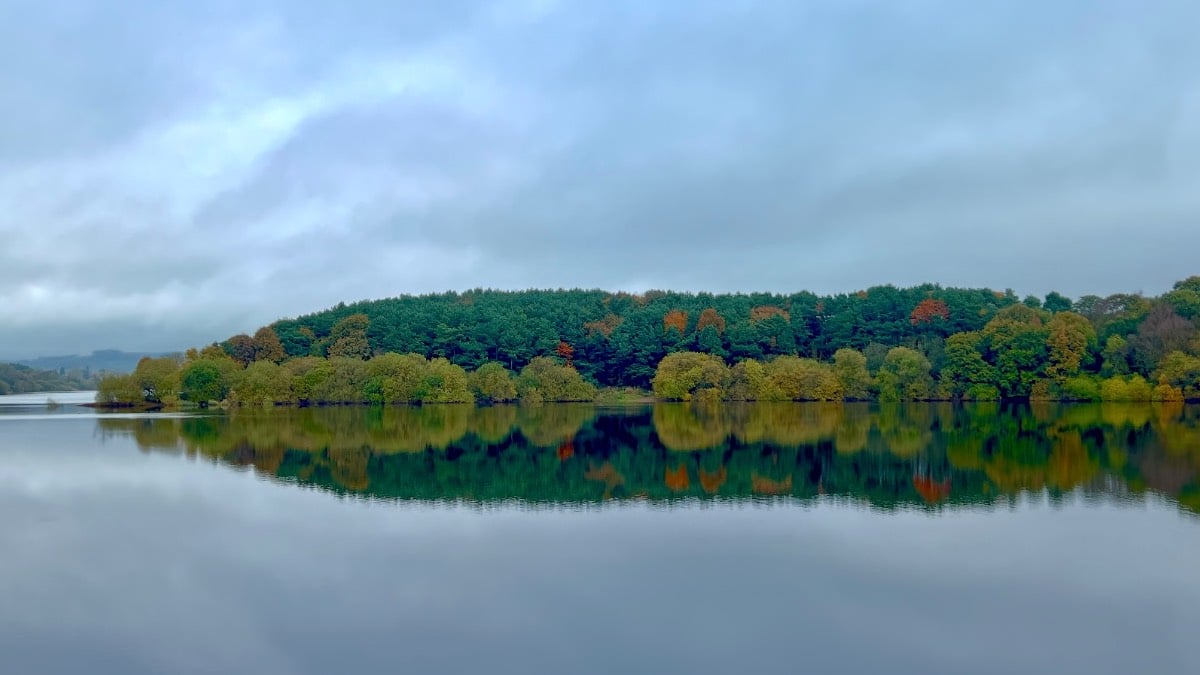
(663, 309), (688, 334)
(696, 308), (726, 334)
(910, 298), (950, 326)
(555, 341), (575, 367)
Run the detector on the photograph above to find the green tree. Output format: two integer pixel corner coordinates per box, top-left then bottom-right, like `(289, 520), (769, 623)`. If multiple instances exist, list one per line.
(181, 358), (237, 406)
(942, 331), (995, 397)
(876, 347), (933, 402)
(1101, 335), (1131, 376)
(1100, 375), (1152, 401)
(754, 314), (795, 356)
(309, 357), (370, 403)
(981, 308), (1049, 398)
(234, 361), (291, 405)
(133, 356), (182, 405)
(1061, 375), (1100, 401)
(284, 356), (328, 404)
(516, 357), (597, 402)
(1155, 351), (1200, 399)
(1045, 312), (1096, 379)
(365, 353), (429, 404)
(725, 359), (780, 401)
(1084, 293), (1150, 341)
(469, 361), (517, 404)
(726, 322), (763, 361)
(1163, 276), (1200, 320)
(1043, 292), (1073, 313)
(95, 373), (142, 406)
(832, 349), (872, 400)
(422, 358), (474, 403)
(693, 325), (727, 358)
(652, 352), (729, 401)
(764, 356), (843, 401)
(863, 342), (890, 373)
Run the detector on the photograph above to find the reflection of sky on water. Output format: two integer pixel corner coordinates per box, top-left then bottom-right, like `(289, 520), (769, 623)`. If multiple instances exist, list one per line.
(0, 417), (1197, 675)
(0, 391), (99, 418)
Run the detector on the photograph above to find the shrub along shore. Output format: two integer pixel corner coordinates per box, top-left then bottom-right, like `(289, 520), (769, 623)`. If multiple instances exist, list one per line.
(650, 349), (1187, 403)
(96, 353), (597, 409)
(97, 339), (1195, 410)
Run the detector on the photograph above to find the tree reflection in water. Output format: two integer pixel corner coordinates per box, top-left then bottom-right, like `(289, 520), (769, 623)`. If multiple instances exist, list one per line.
(97, 402), (1200, 513)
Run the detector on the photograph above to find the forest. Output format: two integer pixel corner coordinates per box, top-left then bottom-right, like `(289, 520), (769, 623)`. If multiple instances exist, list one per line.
(95, 277), (1200, 406)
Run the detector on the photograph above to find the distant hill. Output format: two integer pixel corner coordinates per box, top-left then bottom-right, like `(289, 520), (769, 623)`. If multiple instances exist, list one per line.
(17, 349), (174, 375)
(0, 362), (97, 395)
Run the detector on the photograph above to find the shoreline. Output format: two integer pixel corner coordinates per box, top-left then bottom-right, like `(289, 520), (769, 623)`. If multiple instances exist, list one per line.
(82, 397), (1199, 411)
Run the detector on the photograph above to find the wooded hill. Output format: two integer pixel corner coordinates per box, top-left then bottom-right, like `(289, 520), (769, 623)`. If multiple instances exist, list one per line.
(259, 278), (1200, 398)
(266, 285), (1023, 387)
(18, 350), (167, 375)
(0, 363), (96, 395)
(97, 277), (1200, 406)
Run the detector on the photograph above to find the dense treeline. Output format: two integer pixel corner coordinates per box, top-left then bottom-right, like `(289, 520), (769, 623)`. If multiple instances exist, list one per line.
(264, 284), (1029, 388)
(98, 277), (1200, 405)
(97, 403), (1200, 513)
(0, 362), (96, 395)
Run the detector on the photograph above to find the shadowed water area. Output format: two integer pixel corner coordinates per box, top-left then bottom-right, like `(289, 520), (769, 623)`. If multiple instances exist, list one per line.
(2, 396), (1199, 674)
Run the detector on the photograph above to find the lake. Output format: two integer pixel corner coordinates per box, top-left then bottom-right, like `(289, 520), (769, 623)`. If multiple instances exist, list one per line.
(2, 395), (1199, 674)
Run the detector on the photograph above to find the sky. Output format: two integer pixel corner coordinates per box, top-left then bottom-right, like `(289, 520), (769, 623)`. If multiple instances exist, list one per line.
(2, 0), (1199, 358)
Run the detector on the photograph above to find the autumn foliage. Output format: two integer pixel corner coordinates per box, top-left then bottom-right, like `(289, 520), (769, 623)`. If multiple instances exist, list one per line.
(556, 341), (575, 367)
(663, 309), (689, 334)
(583, 313), (623, 338)
(695, 308), (726, 334)
(910, 298), (950, 325)
(99, 277), (1200, 405)
(750, 305), (790, 324)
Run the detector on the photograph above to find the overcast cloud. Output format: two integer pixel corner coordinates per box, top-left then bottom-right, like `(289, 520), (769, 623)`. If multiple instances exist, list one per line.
(2, 0), (1199, 358)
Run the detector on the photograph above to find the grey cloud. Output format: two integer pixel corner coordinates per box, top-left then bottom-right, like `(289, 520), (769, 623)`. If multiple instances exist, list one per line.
(2, 0), (1199, 357)
(195, 96), (523, 231)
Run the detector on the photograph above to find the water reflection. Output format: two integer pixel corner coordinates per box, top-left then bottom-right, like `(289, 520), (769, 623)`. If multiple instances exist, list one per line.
(96, 402), (1200, 512)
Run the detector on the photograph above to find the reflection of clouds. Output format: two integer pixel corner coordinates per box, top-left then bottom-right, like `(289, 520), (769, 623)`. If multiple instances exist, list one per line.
(3, 415), (1200, 674)
(0, 391), (98, 407)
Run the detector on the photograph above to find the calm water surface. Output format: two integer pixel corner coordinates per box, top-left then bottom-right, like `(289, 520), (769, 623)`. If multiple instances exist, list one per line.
(2, 395), (1199, 674)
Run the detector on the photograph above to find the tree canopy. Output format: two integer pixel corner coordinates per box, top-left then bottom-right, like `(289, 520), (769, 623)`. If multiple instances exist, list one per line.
(96, 278), (1200, 405)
